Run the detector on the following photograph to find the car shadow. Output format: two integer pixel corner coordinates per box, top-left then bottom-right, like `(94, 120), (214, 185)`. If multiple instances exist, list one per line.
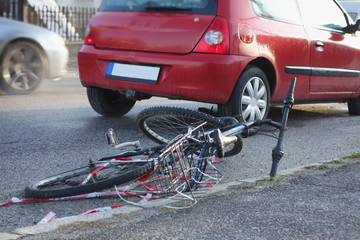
(268, 103), (350, 127)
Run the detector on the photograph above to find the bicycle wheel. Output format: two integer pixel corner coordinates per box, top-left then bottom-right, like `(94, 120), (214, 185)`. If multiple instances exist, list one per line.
(137, 106), (226, 144)
(137, 106), (242, 157)
(25, 160), (154, 199)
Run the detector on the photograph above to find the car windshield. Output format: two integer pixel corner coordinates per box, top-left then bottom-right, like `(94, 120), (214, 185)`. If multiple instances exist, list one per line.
(99, 0), (217, 14)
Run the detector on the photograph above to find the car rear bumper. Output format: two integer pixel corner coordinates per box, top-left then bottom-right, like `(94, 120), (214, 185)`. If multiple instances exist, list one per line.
(78, 45), (250, 104)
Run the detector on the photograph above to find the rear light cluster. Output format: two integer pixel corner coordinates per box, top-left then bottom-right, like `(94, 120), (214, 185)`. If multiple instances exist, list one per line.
(193, 16), (229, 54)
(84, 36), (94, 45)
(84, 25), (94, 45)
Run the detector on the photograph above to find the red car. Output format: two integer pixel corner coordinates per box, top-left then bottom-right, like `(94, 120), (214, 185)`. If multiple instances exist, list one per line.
(78, 0), (360, 121)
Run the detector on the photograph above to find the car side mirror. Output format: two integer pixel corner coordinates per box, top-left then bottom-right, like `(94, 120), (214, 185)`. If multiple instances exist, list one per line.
(356, 19), (360, 31)
(345, 19), (360, 34)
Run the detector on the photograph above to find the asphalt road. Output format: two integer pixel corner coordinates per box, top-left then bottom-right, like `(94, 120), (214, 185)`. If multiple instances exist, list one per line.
(0, 75), (359, 235)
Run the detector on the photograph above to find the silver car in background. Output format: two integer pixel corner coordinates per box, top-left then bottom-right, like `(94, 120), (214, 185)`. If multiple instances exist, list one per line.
(0, 17), (68, 94)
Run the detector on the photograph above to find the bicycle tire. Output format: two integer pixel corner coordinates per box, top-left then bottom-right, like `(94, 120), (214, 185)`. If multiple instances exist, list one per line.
(25, 161), (154, 199)
(137, 106), (243, 157)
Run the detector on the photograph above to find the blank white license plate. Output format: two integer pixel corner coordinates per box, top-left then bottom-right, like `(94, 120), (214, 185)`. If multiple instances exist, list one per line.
(106, 62), (160, 84)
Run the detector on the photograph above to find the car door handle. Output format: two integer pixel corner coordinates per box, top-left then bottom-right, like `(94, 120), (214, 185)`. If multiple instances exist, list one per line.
(315, 40), (324, 51)
(315, 41), (324, 47)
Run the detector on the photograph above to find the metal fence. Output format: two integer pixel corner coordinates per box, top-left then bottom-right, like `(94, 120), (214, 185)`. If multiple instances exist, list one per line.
(28, 5), (96, 41)
(0, 0), (96, 42)
(0, 0), (24, 19)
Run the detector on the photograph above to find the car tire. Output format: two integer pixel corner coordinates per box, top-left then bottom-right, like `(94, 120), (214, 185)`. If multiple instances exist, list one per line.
(87, 87), (136, 117)
(348, 97), (360, 115)
(0, 41), (48, 94)
(218, 65), (270, 122)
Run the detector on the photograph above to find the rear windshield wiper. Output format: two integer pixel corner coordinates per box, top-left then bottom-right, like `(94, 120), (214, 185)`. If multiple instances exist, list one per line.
(144, 6), (192, 12)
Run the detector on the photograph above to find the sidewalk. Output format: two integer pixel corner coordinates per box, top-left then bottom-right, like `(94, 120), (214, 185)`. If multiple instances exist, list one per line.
(3, 157), (359, 240)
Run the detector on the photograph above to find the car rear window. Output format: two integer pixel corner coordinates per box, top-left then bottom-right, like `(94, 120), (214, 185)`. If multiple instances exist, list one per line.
(250, 0), (302, 25)
(347, 12), (358, 21)
(99, 0), (217, 14)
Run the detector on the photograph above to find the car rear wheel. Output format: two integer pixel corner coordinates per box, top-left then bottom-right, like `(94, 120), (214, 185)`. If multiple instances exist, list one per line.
(0, 41), (48, 94)
(87, 87), (136, 117)
(348, 97), (360, 115)
(218, 65), (270, 122)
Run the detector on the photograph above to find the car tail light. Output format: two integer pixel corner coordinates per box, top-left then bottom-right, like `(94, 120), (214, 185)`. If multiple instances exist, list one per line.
(193, 16), (229, 54)
(84, 25), (94, 45)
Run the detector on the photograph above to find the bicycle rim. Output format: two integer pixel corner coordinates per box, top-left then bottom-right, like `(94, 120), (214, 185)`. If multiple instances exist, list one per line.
(25, 161), (154, 199)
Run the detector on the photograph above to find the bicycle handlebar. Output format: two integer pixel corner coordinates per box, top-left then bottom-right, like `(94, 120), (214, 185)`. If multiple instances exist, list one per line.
(106, 128), (141, 150)
(113, 141), (140, 149)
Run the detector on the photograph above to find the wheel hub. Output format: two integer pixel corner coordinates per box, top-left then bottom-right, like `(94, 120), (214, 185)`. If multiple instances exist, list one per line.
(250, 97), (258, 107)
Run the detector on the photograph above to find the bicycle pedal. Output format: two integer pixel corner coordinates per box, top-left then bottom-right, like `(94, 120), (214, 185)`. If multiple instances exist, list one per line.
(106, 128), (119, 147)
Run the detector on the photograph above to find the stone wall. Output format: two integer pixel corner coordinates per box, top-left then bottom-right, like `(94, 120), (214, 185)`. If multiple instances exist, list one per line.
(65, 41), (82, 71)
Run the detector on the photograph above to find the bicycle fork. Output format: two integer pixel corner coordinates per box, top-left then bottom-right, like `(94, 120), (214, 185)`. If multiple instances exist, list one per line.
(270, 77), (296, 178)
